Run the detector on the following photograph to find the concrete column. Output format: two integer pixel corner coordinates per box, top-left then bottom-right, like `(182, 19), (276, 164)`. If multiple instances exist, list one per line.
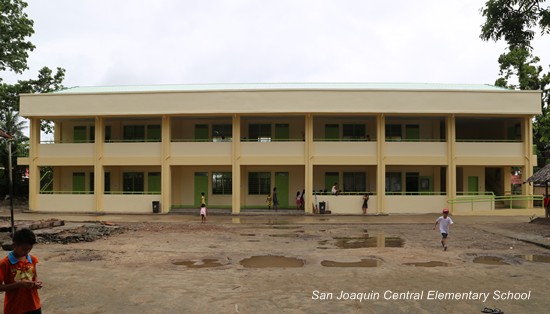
(447, 115), (457, 211)
(54, 121), (61, 143)
(94, 117), (104, 212)
(522, 116), (534, 207)
(376, 114), (385, 214)
(504, 166), (512, 195)
(232, 114), (241, 214)
(304, 114), (314, 214)
(161, 115), (172, 213)
(28, 118), (41, 211)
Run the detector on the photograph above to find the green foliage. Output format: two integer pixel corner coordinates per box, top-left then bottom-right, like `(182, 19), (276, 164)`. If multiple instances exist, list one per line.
(480, 0), (550, 166)
(1, 67), (65, 133)
(496, 48), (545, 90)
(480, 0), (550, 50)
(0, 0), (35, 74)
(0, 1), (66, 198)
(0, 109), (29, 196)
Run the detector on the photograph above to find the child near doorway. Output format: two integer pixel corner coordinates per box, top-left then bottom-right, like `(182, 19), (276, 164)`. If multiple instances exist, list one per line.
(266, 193), (273, 209)
(200, 204), (208, 223)
(200, 192), (206, 206)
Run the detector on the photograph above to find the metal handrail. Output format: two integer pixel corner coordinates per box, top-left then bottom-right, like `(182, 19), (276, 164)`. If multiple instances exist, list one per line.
(39, 191), (94, 195)
(40, 191), (162, 195)
(455, 139), (522, 143)
(447, 194), (543, 210)
(314, 191), (378, 196)
(385, 191), (447, 196)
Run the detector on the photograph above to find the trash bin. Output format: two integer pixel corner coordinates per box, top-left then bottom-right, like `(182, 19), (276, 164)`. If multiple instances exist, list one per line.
(319, 202), (326, 214)
(152, 201), (160, 213)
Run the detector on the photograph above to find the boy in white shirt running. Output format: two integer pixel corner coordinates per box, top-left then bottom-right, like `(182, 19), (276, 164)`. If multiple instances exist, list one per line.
(433, 208), (453, 251)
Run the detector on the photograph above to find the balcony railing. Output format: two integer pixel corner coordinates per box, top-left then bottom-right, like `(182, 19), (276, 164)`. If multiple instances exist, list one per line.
(385, 138), (445, 142)
(385, 191), (446, 196)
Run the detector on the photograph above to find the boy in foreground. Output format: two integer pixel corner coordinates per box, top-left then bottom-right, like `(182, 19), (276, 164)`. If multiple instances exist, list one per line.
(0, 228), (43, 314)
(433, 208), (454, 251)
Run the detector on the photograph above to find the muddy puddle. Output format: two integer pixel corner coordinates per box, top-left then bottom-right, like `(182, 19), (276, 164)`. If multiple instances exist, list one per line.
(173, 259), (226, 268)
(328, 235), (404, 249)
(516, 255), (550, 263)
(404, 261), (449, 267)
(240, 255), (305, 268)
(473, 256), (510, 265)
(240, 233), (256, 236)
(321, 259), (380, 267)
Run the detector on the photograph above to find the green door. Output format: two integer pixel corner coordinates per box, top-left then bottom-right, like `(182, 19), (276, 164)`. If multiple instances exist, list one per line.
(195, 124), (209, 141)
(74, 126), (86, 143)
(325, 124), (339, 141)
(194, 172), (208, 207)
(467, 176), (479, 195)
(275, 172), (289, 208)
(147, 125), (161, 141)
(325, 172), (339, 192)
(405, 125), (420, 141)
(148, 172), (161, 194)
(274, 124), (289, 141)
(72, 172), (86, 194)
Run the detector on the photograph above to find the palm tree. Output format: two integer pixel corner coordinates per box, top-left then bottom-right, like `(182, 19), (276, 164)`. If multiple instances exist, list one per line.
(0, 109), (29, 198)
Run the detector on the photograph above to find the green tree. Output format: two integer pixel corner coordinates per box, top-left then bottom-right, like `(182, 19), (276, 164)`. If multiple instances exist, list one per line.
(480, 0), (550, 166)
(0, 0), (66, 198)
(0, 0), (35, 74)
(0, 109), (28, 196)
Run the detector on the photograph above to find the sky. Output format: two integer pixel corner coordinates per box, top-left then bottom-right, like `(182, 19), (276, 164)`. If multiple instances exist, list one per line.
(3, 0), (550, 88)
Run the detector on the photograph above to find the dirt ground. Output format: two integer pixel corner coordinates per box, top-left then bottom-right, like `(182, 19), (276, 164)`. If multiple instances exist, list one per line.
(15, 216), (550, 313)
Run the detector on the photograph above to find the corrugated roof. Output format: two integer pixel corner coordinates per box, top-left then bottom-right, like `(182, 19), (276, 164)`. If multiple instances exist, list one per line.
(53, 82), (509, 94)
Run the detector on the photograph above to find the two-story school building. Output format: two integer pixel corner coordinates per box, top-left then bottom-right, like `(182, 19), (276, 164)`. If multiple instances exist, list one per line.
(18, 83), (543, 215)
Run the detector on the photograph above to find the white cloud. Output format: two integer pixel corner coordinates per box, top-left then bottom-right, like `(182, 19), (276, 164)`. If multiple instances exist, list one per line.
(1, 0), (548, 87)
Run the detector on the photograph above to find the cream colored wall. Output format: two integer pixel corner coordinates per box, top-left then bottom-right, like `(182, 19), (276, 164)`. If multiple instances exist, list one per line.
(20, 86), (541, 214)
(460, 166), (485, 193)
(452, 196), (494, 212)
(56, 166), (94, 191)
(104, 118), (162, 141)
(103, 195), (161, 213)
(21, 89), (541, 117)
(241, 142), (305, 157)
(171, 117), (233, 140)
(40, 143), (94, 158)
(385, 196), (448, 213)
(103, 166), (162, 193)
(385, 142), (446, 158)
(312, 165), (377, 193)
(312, 142), (377, 158)
(315, 195), (378, 214)
(384, 117), (444, 139)
(56, 120), (95, 143)
(171, 142), (232, 157)
(104, 143), (162, 159)
(455, 142), (523, 158)
(38, 195), (95, 212)
(240, 117), (305, 139)
(240, 165), (305, 207)
(312, 116), (377, 139)
(171, 166), (233, 206)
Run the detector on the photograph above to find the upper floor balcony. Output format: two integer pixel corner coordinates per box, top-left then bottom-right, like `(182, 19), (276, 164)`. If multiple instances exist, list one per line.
(454, 116), (526, 163)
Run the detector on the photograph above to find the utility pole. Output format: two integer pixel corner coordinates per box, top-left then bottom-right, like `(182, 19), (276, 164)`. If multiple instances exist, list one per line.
(0, 129), (15, 234)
